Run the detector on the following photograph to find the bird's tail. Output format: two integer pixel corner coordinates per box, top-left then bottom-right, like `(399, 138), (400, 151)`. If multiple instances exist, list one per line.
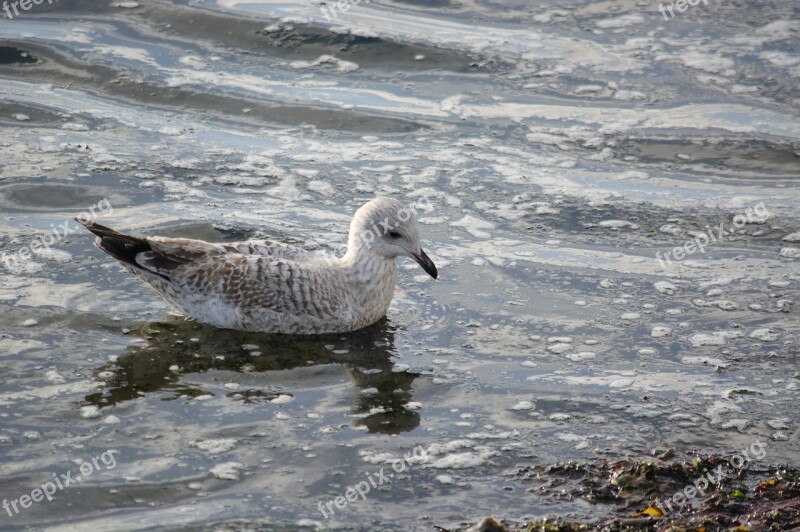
(74, 218), (154, 272)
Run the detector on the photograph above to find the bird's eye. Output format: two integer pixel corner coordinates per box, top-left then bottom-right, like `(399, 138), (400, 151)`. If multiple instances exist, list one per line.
(387, 231), (402, 239)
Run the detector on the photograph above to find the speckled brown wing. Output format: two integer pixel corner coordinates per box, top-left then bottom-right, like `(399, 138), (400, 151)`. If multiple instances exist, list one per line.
(176, 254), (347, 319)
(133, 237), (350, 329)
(144, 237), (310, 262)
(219, 240), (311, 261)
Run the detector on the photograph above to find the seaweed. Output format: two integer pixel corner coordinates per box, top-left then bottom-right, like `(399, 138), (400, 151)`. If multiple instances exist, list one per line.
(461, 453), (800, 531)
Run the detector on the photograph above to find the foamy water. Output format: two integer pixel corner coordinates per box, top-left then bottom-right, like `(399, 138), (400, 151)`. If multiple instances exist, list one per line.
(0, 1), (798, 528)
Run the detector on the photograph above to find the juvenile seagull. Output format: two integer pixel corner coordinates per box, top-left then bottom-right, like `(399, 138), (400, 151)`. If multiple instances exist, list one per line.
(76, 197), (438, 334)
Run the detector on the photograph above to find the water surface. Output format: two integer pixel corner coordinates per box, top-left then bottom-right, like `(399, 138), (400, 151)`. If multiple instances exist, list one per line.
(0, 0), (798, 529)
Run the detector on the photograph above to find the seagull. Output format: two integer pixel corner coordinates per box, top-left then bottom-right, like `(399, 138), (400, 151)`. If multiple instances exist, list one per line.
(76, 197), (438, 334)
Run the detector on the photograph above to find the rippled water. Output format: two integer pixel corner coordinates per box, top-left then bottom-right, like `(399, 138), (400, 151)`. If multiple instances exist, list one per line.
(1, 0), (798, 529)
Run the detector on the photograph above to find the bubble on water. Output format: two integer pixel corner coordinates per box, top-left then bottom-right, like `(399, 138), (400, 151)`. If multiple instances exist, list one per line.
(308, 180), (335, 197)
(598, 220), (639, 230)
(719, 419), (751, 431)
(749, 328), (781, 342)
(768, 280), (791, 288)
(614, 90), (647, 102)
(45, 370), (65, 383)
(510, 400), (534, 411)
(536, 205), (560, 215)
(209, 462), (245, 481)
(651, 326), (672, 338)
(654, 281), (677, 295)
(80, 405), (101, 418)
(556, 432), (589, 449)
(566, 352), (596, 362)
(659, 223), (683, 236)
(192, 438), (238, 454)
(681, 356), (727, 367)
(62, 123), (90, 131)
(766, 418), (789, 430)
(424, 448), (498, 469)
(599, 279), (617, 289)
(689, 331), (742, 347)
(683, 261), (710, 269)
(270, 394), (293, 405)
(547, 343), (571, 354)
(699, 277), (733, 289)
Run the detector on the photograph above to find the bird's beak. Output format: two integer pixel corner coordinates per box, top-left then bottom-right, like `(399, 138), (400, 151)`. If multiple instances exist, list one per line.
(411, 249), (438, 279)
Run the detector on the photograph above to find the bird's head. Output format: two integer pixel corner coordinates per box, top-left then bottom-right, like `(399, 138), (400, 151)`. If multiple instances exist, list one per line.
(348, 196), (438, 279)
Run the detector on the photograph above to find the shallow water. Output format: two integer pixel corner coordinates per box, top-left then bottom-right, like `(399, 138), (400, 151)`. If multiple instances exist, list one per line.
(0, 0), (798, 529)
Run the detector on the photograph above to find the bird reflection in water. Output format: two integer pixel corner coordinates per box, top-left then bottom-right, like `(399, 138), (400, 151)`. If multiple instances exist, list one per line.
(85, 316), (420, 434)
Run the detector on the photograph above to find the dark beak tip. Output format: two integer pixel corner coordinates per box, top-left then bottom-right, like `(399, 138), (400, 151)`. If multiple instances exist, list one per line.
(413, 250), (438, 280)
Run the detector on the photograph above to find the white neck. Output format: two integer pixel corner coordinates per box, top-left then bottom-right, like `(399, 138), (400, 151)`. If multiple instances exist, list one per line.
(337, 240), (398, 329)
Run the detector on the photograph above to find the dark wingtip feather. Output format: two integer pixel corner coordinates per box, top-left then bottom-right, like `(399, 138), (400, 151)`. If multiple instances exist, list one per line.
(75, 218), (168, 279)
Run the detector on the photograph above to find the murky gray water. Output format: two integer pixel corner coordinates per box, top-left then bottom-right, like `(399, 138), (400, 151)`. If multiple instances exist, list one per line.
(1, 0), (798, 529)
